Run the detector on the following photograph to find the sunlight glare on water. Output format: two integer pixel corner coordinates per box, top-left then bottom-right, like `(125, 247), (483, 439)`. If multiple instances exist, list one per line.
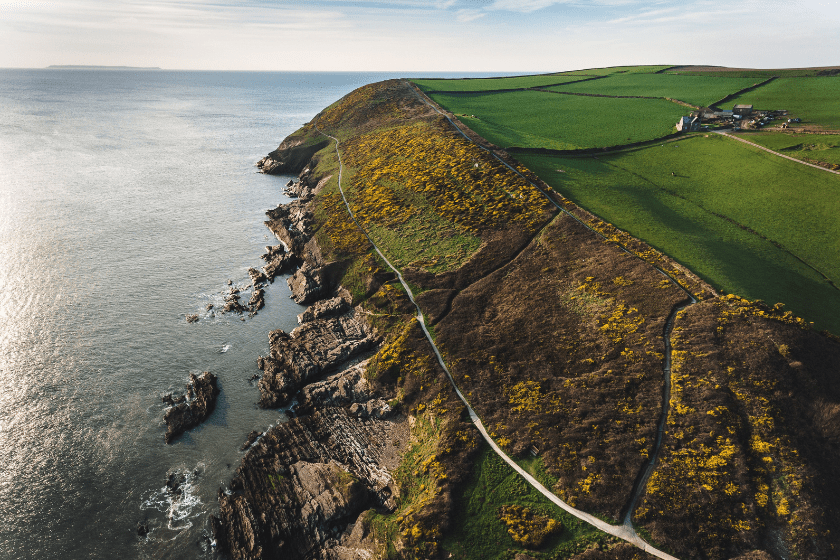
(0, 69), (495, 559)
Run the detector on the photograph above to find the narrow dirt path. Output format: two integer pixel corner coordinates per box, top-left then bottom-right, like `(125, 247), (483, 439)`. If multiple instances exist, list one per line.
(317, 122), (681, 560)
(316, 81), (698, 557)
(715, 131), (840, 175)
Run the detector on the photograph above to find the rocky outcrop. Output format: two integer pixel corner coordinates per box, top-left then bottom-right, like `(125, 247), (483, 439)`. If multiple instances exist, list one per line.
(257, 309), (378, 408)
(297, 296), (350, 324)
(249, 288), (265, 312)
(249, 267), (268, 286)
(265, 200), (312, 256)
(212, 407), (407, 560)
(287, 263), (327, 305)
(256, 136), (330, 175)
(162, 371), (219, 443)
(297, 361), (393, 421)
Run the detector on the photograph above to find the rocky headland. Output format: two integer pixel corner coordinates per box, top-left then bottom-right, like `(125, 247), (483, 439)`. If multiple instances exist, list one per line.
(212, 79), (840, 560)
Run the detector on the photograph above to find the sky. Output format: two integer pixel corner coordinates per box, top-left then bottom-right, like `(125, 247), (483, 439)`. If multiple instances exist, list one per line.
(1, 0), (839, 72)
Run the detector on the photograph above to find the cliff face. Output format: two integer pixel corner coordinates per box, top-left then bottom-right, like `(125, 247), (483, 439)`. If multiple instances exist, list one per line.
(256, 128), (330, 176)
(216, 79), (840, 560)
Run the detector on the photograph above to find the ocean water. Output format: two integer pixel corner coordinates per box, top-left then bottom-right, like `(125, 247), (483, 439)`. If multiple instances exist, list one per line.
(0, 69), (495, 559)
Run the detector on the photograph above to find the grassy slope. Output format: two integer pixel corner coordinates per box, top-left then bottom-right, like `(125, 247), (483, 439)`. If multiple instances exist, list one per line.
(428, 90), (685, 149)
(546, 73), (759, 107)
(726, 77), (840, 129)
(441, 446), (623, 560)
(516, 134), (840, 333)
(740, 131), (840, 166)
(413, 75), (588, 92)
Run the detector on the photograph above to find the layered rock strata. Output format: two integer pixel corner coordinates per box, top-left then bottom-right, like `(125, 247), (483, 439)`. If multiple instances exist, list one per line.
(256, 307), (377, 408)
(216, 139), (405, 559)
(213, 405), (406, 560)
(162, 371), (219, 443)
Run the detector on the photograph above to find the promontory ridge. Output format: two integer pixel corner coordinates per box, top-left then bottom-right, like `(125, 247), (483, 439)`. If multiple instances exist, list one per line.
(210, 67), (840, 560)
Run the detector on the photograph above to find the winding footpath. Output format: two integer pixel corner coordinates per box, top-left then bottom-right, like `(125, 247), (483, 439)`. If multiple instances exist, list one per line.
(316, 106), (683, 557)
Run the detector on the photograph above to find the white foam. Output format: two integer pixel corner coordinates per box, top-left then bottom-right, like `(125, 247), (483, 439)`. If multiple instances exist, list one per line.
(140, 464), (205, 534)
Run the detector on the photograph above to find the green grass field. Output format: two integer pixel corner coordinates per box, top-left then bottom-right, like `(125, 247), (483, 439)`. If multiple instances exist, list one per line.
(546, 73), (760, 107)
(558, 65), (674, 75)
(739, 132), (840, 166)
(429, 90), (685, 150)
(517, 134), (840, 333)
(441, 446), (615, 560)
(669, 68), (840, 78)
(413, 75), (587, 92)
(727, 78), (840, 129)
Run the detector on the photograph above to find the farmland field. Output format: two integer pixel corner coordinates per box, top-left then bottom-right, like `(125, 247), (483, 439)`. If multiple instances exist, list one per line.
(517, 133), (840, 333)
(428, 90), (686, 150)
(727, 77), (840, 129)
(669, 66), (840, 78)
(740, 132), (840, 166)
(557, 65), (675, 75)
(546, 73), (760, 107)
(413, 74), (588, 92)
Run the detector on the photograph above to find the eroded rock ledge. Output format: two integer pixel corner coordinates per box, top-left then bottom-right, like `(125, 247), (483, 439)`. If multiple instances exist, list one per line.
(214, 144), (402, 559)
(213, 405), (407, 560)
(162, 371), (219, 443)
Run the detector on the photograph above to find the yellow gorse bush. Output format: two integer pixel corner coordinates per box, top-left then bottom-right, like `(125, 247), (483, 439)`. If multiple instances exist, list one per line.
(341, 122), (552, 236)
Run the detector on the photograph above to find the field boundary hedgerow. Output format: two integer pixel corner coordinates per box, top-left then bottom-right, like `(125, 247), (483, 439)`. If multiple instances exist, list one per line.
(708, 76), (776, 110)
(420, 75), (609, 94)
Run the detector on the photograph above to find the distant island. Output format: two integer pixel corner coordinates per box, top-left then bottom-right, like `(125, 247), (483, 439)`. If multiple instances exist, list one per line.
(46, 65), (162, 70)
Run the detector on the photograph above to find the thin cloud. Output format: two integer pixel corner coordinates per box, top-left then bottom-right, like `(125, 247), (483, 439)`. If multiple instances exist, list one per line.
(456, 7), (486, 20)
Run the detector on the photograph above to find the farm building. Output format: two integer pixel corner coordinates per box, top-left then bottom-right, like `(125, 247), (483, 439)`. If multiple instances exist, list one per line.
(676, 116), (701, 132)
(733, 104), (753, 116)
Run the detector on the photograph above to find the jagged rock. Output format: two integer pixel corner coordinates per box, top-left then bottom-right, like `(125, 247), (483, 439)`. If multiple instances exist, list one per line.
(261, 244), (286, 262)
(162, 372), (220, 443)
(224, 289), (247, 314)
(249, 267), (268, 286)
(257, 310), (377, 408)
(137, 521), (149, 537)
(186, 314), (199, 323)
(263, 252), (294, 282)
(161, 392), (186, 406)
(241, 430), (263, 451)
(298, 361), (372, 412)
(348, 399), (392, 420)
(287, 263), (327, 305)
(297, 296), (350, 324)
(266, 200), (313, 255)
(213, 407), (407, 560)
(286, 179), (294, 188)
(249, 288), (265, 312)
(206, 303), (214, 311)
(256, 136), (329, 175)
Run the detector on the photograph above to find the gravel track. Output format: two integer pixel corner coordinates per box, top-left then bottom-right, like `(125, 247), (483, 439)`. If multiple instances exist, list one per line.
(312, 84), (694, 558)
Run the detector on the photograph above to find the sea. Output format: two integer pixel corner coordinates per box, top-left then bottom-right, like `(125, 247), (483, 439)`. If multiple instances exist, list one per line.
(0, 69), (496, 559)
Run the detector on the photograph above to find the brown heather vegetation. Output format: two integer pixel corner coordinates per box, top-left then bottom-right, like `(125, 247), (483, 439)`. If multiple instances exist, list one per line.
(429, 212), (687, 520)
(635, 297), (840, 560)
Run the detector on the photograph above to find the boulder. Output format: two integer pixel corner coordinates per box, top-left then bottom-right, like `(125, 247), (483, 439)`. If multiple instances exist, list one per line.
(163, 371), (220, 443)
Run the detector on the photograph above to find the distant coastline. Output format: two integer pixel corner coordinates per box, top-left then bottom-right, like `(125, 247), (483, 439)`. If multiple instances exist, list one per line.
(46, 65), (162, 70)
